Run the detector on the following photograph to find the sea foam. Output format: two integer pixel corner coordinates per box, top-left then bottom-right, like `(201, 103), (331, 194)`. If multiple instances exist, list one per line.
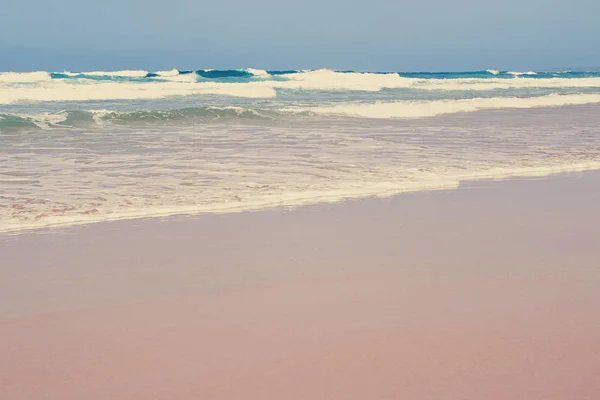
(0, 71), (52, 83)
(0, 80), (277, 104)
(283, 94), (600, 118)
(83, 69), (149, 77)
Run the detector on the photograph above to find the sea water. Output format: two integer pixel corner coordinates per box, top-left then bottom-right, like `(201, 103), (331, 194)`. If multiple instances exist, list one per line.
(1, 68), (600, 232)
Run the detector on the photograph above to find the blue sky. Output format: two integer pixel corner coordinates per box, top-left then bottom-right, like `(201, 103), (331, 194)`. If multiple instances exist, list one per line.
(1, 0), (599, 71)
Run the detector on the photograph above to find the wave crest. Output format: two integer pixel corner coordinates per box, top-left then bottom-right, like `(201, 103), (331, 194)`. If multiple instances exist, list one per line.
(83, 69), (149, 77)
(0, 71), (52, 83)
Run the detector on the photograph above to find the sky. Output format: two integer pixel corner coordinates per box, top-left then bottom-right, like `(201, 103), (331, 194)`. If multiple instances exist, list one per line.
(1, 0), (599, 72)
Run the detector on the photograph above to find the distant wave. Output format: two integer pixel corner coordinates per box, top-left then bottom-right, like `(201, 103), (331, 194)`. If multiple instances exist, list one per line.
(5, 68), (278, 83)
(3, 67), (600, 83)
(2, 68), (600, 104)
(507, 71), (537, 76)
(488, 69), (540, 77)
(84, 69), (148, 77)
(144, 69), (199, 82)
(152, 68), (180, 77)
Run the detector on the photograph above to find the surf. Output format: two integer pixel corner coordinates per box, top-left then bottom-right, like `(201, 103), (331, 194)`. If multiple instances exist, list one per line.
(283, 94), (600, 119)
(3, 93), (600, 133)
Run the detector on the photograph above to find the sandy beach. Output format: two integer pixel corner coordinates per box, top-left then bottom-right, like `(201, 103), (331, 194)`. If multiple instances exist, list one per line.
(1, 172), (599, 400)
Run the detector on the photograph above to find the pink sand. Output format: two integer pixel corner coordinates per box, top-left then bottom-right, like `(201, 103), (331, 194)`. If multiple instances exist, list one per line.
(1, 173), (600, 399)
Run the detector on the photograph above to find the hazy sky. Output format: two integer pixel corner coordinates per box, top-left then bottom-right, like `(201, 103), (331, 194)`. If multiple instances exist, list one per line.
(1, 0), (599, 71)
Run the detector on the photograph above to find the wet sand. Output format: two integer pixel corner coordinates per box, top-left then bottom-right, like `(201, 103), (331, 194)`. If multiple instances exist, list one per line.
(1, 172), (600, 399)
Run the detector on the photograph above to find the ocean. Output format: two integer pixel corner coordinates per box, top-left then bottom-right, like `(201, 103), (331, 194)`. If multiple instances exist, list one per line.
(2, 68), (600, 233)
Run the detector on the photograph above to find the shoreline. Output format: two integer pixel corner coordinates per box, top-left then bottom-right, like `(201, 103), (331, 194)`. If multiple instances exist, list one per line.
(2, 170), (599, 315)
(1, 171), (599, 399)
(2, 163), (600, 235)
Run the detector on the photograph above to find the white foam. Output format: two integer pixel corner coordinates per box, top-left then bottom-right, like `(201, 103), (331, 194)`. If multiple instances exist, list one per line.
(283, 94), (600, 119)
(0, 71), (52, 83)
(146, 69), (198, 82)
(156, 70), (199, 82)
(414, 77), (600, 91)
(246, 68), (270, 77)
(273, 69), (412, 91)
(270, 70), (600, 92)
(507, 71), (538, 76)
(2, 161), (600, 234)
(486, 69), (500, 75)
(59, 71), (80, 77)
(0, 80), (276, 104)
(154, 69), (180, 77)
(83, 70), (149, 77)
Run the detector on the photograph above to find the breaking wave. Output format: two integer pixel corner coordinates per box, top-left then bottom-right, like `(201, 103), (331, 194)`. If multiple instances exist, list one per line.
(3, 93), (600, 132)
(286, 94), (600, 119)
(0, 71), (52, 83)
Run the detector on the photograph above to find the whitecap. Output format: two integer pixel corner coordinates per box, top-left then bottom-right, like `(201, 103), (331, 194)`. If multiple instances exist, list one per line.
(0, 71), (52, 83)
(82, 70), (149, 77)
